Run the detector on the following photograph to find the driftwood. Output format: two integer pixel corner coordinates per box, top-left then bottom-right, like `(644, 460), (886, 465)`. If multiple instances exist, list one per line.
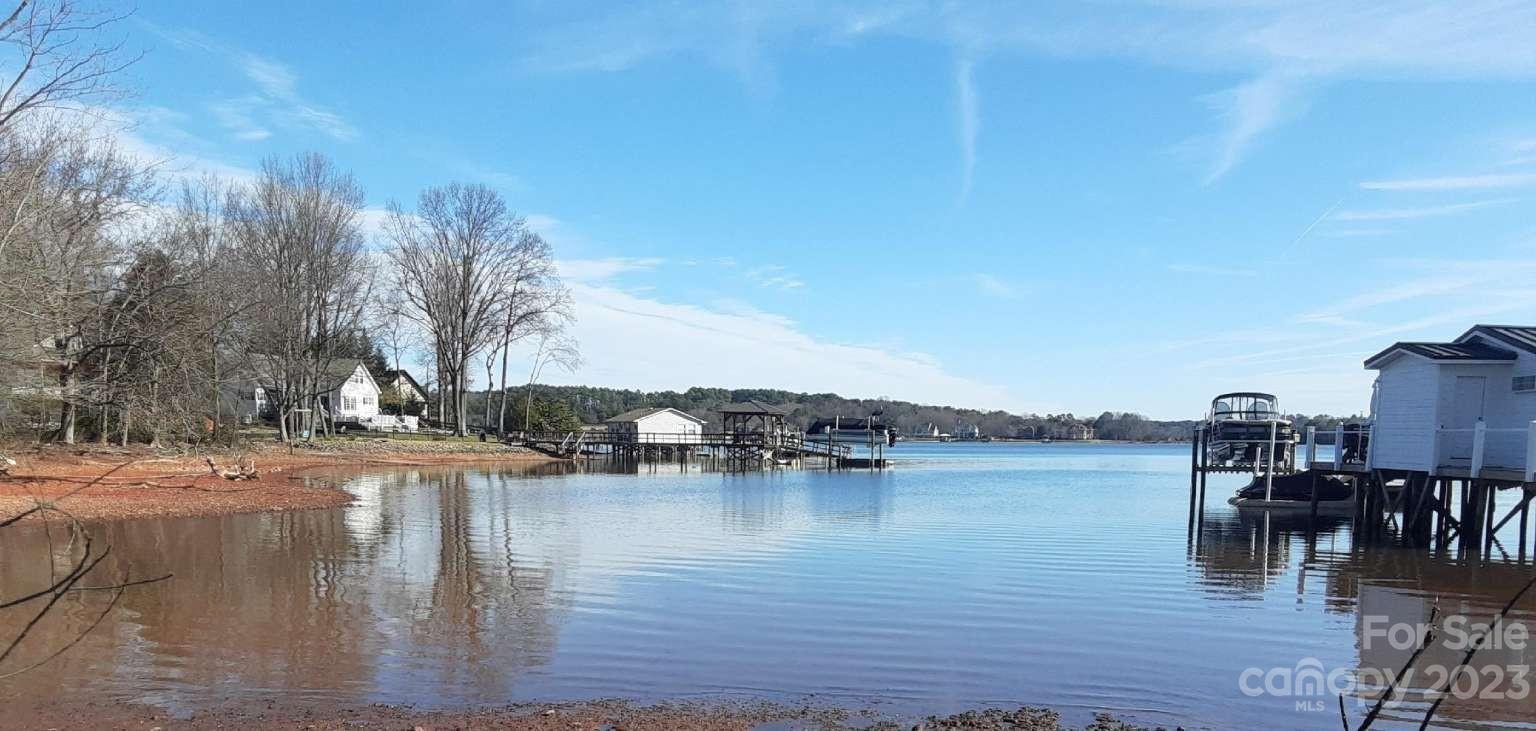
(204, 456), (259, 481)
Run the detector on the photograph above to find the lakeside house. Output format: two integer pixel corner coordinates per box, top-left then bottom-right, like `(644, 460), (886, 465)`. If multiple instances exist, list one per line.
(233, 359), (419, 432)
(379, 369), (428, 415)
(605, 407), (706, 443)
(1364, 324), (1536, 477)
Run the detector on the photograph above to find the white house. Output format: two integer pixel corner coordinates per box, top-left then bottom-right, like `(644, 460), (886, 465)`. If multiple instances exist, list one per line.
(605, 407), (706, 443)
(1364, 324), (1536, 477)
(233, 360), (418, 432)
(379, 369), (428, 415)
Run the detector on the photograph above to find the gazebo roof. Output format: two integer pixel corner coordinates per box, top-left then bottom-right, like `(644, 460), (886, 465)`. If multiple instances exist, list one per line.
(718, 399), (790, 416)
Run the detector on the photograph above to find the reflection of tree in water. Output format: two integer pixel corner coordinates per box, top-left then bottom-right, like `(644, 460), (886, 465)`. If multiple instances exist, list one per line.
(411, 470), (558, 696)
(0, 463), (578, 710)
(0, 509), (379, 708)
(357, 464), (574, 702)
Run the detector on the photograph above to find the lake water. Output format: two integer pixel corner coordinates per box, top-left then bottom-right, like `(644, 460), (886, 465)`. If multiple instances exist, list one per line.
(2, 442), (1534, 729)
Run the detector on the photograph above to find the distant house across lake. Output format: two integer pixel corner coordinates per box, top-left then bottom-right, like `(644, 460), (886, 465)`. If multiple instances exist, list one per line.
(605, 407), (706, 443)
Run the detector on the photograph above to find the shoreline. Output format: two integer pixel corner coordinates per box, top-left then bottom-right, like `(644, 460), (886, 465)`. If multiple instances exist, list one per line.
(10, 698), (1159, 730)
(0, 440), (563, 523)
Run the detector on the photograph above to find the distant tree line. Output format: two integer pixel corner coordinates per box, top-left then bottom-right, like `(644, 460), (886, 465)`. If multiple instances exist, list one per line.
(456, 384), (1361, 442)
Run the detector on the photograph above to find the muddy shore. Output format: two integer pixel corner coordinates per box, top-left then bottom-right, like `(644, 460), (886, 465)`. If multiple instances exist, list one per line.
(12, 698), (1163, 730)
(0, 439), (560, 523)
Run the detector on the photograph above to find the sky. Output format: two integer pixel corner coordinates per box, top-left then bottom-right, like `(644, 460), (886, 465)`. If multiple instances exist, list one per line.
(96, 1), (1536, 420)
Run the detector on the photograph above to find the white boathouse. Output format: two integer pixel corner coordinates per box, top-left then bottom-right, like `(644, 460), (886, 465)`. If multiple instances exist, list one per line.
(604, 407), (706, 443)
(1364, 324), (1536, 480)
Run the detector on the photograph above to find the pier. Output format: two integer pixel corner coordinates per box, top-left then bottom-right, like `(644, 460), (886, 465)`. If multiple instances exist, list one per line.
(507, 401), (896, 471)
(1191, 420), (1536, 558)
(516, 429), (853, 466)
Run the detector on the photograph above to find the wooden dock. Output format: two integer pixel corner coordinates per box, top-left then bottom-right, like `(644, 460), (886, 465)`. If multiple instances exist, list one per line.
(512, 430), (857, 468)
(1191, 423), (1536, 559)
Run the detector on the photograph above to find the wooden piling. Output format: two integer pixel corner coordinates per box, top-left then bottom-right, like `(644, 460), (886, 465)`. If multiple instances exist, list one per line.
(1484, 482), (1498, 555)
(1520, 487), (1530, 561)
(1196, 427), (1208, 529)
(1189, 426), (1200, 529)
(1308, 469), (1320, 525)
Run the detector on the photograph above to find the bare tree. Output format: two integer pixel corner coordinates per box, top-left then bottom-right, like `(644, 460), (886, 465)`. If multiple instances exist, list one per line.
(225, 153), (370, 443)
(481, 340), (499, 430)
(521, 332), (580, 433)
(494, 231), (571, 434)
(383, 183), (526, 436)
(0, 0), (136, 132)
(0, 124), (153, 443)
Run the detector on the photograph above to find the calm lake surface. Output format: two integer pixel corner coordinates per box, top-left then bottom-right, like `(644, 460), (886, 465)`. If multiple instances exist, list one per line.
(3, 442), (1535, 729)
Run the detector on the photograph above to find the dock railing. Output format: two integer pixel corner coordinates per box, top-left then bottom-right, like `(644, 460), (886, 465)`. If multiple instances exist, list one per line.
(1303, 423), (1372, 471)
(1431, 420), (1536, 480)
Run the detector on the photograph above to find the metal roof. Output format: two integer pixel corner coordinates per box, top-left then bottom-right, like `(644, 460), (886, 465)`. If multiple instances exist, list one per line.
(1458, 324), (1536, 354)
(1364, 341), (1517, 368)
(605, 407), (705, 424)
(718, 399), (790, 416)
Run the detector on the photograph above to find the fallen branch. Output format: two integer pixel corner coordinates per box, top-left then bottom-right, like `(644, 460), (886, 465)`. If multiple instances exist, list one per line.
(140, 480), (262, 493)
(204, 456), (259, 481)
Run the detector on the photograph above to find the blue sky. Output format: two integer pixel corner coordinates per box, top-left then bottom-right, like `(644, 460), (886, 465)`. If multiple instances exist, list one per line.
(106, 1), (1536, 419)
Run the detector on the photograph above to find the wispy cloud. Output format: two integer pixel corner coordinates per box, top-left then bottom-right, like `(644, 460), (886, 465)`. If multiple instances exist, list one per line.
(955, 55), (979, 200)
(557, 257), (664, 283)
(1167, 263), (1258, 278)
(558, 281), (1019, 410)
(1320, 228), (1393, 238)
(1505, 139), (1536, 166)
(208, 98), (271, 142)
(1200, 71), (1307, 184)
(1331, 198), (1514, 221)
(744, 264), (806, 291)
(972, 273), (1018, 298)
(78, 104), (259, 184)
(148, 23), (355, 142)
(1361, 172), (1536, 191)
(515, 2), (1536, 183)
(524, 213), (561, 236)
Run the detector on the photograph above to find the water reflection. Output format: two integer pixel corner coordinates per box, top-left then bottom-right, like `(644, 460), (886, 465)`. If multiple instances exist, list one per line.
(804, 472), (892, 527)
(2, 445), (1534, 730)
(1191, 505), (1536, 726)
(720, 477), (787, 533)
(0, 462), (572, 714)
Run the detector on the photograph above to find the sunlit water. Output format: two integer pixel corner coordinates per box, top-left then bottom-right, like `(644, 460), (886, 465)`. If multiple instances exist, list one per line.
(3, 443), (1534, 729)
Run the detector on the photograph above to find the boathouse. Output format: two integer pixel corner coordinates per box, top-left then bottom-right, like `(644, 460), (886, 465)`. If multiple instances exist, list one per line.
(1364, 324), (1536, 479)
(604, 407), (706, 443)
(719, 401), (791, 437)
